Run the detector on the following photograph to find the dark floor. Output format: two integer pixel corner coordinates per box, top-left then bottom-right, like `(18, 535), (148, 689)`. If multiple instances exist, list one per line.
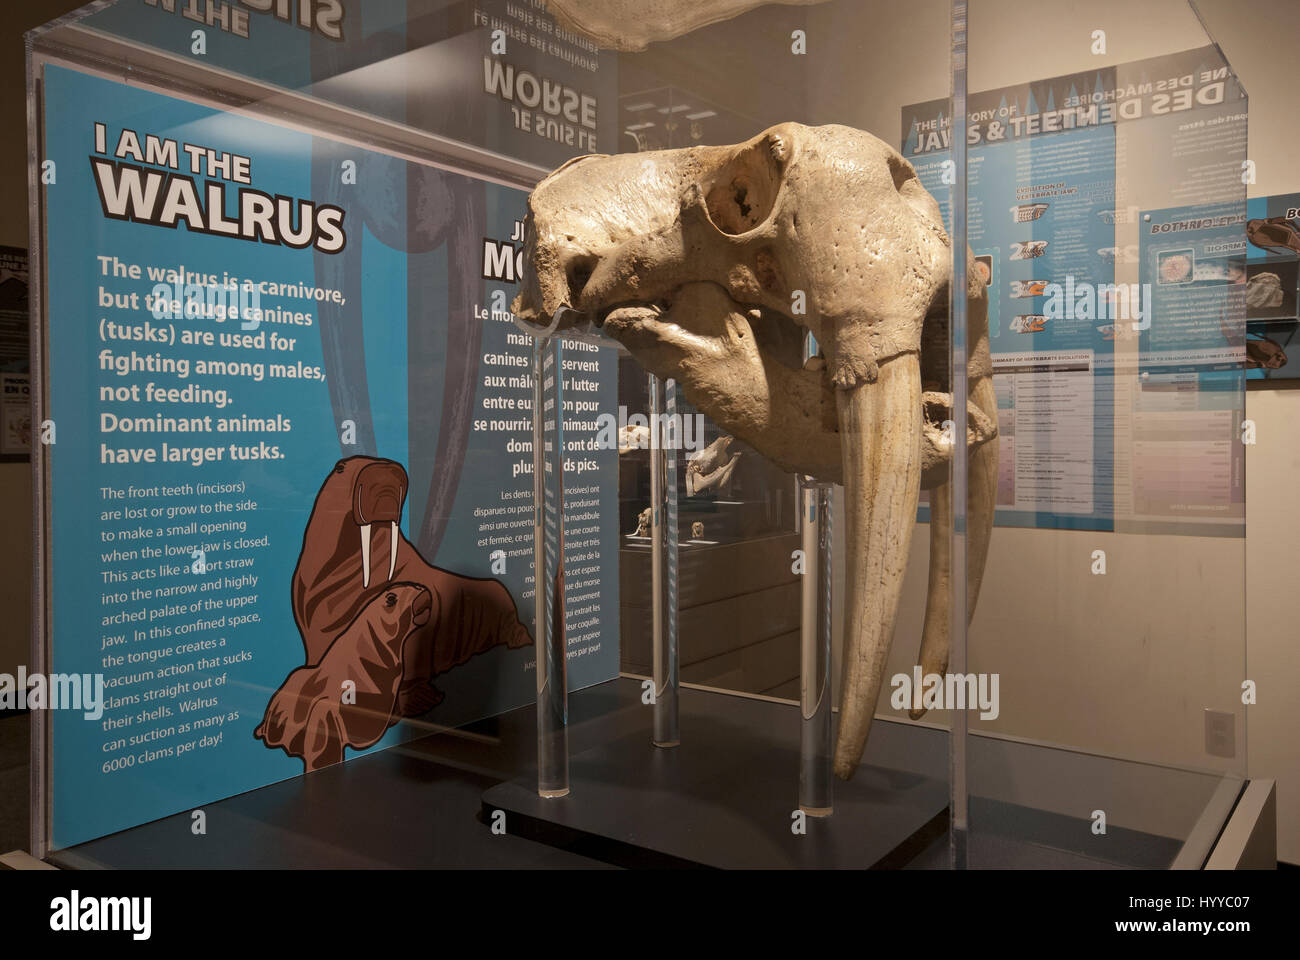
(3, 685), (1261, 869)
(56, 680), (952, 869)
(0, 712), (29, 855)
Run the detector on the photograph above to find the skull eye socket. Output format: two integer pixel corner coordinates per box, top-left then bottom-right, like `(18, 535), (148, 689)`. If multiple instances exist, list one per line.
(703, 138), (782, 235)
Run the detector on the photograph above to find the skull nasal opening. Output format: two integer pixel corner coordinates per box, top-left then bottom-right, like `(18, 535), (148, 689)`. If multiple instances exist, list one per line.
(565, 253), (598, 306)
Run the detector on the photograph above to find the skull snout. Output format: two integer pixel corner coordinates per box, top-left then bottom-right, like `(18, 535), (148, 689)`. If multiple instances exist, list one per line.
(511, 225), (598, 331)
(562, 251), (599, 313)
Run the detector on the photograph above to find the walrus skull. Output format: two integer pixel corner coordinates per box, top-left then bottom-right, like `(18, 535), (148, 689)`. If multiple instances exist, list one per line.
(686, 434), (741, 496)
(513, 123), (997, 779)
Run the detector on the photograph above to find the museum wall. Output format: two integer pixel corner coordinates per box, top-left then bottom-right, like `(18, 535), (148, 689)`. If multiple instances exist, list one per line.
(807, 0), (1298, 861)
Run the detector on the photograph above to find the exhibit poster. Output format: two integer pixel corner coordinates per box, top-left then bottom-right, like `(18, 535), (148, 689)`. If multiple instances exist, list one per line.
(0, 246), (30, 459)
(1241, 192), (1300, 383)
(902, 45), (1247, 535)
(1133, 201), (1246, 527)
(39, 63), (620, 848)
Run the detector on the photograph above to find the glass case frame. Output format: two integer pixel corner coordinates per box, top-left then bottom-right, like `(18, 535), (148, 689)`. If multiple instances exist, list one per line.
(24, 0), (1255, 870)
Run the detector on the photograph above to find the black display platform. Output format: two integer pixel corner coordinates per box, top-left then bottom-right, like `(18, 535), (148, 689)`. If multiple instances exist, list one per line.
(482, 685), (951, 869)
(50, 677), (1206, 869)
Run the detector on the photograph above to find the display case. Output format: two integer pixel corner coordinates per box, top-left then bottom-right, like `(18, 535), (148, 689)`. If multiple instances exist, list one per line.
(24, 0), (1268, 870)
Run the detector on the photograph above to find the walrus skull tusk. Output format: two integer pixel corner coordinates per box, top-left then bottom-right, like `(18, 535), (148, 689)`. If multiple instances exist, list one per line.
(512, 123), (997, 780)
(833, 356), (922, 777)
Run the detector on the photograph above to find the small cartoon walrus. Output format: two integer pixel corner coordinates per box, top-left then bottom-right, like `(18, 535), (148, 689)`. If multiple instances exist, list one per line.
(255, 583), (432, 770)
(257, 457), (533, 770)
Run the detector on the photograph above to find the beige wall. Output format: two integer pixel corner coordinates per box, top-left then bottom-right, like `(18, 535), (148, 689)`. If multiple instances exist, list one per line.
(1243, 387), (1300, 861)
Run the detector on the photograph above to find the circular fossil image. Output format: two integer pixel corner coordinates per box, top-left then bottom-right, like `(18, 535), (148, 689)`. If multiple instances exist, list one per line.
(1158, 251), (1194, 284)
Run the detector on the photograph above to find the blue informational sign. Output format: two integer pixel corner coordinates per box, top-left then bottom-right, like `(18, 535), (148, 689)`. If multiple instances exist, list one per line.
(1139, 201), (1246, 376)
(903, 45), (1246, 534)
(42, 64), (620, 847)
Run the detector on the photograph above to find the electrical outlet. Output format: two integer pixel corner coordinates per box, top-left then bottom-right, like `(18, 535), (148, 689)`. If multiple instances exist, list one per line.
(1204, 709), (1236, 759)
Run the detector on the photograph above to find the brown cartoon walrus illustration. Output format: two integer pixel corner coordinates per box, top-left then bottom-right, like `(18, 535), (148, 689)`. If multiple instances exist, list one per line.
(256, 456), (533, 770)
(255, 583), (433, 770)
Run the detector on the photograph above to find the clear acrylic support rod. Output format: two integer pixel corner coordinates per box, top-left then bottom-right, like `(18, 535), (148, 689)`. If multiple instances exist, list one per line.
(948, 0), (971, 869)
(533, 336), (569, 797)
(649, 374), (680, 747)
(799, 479), (834, 817)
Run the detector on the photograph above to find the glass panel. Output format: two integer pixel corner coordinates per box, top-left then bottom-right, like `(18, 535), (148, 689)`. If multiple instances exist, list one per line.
(29, 0), (981, 869)
(941, 0), (1248, 867)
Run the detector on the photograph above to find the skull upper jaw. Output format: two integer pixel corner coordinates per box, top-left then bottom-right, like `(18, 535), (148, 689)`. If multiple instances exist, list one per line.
(511, 128), (802, 337)
(598, 281), (842, 481)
